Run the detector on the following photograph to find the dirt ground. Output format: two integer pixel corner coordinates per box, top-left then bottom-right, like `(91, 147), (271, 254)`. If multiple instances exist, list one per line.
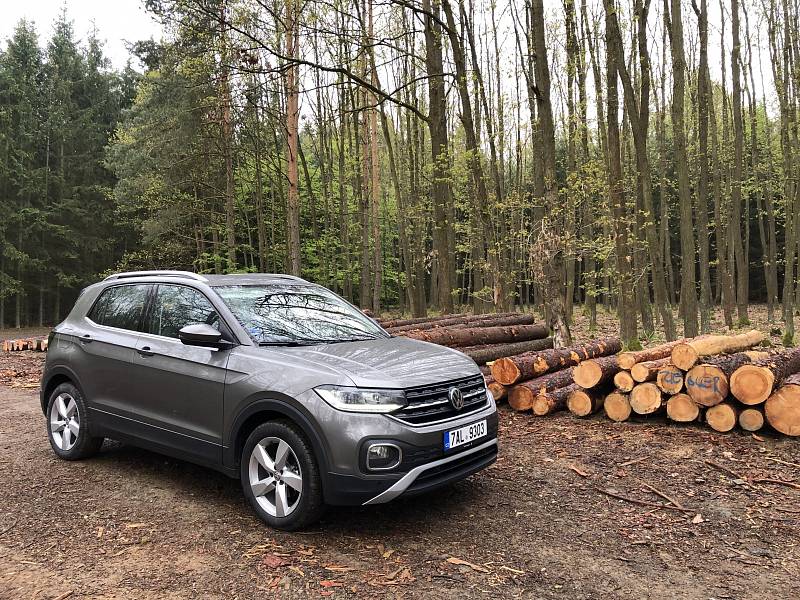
(1, 345), (799, 600)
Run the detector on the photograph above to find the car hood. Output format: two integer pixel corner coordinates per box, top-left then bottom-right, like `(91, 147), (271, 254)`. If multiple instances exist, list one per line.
(263, 336), (480, 389)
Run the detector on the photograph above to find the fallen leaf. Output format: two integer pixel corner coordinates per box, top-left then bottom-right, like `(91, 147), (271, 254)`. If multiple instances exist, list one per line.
(569, 465), (589, 477)
(692, 514), (704, 524)
(752, 434), (765, 442)
(446, 557), (490, 573)
(382, 548), (396, 559)
(262, 554), (290, 569)
(320, 580), (343, 588)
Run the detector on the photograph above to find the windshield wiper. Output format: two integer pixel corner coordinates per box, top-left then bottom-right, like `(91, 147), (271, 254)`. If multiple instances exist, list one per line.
(258, 340), (321, 347)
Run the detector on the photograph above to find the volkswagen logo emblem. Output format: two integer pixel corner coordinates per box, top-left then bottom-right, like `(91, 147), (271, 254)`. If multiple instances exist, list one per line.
(448, 386), (464, 410)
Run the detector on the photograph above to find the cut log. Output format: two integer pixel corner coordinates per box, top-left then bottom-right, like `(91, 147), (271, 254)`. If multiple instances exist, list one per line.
(604, 391), (632, 422)
(378, 313), (470, 328)
(738, 408), (765, 432)
(631, 357), (671, 383)
(706, 402), (739, 432)
(617, 339), (688, 370)
(613, 370), (635, 392)
(630, 383), (664, 415)
(685, 352), (757, 407)
(387, 313), (536, 333)
(488, 381), (507, 401)
(458, 338), (554, 365)
(764, 373), (800, 436)
(490, 338), (622, 385)
(399, 324), (549, 347)
(508, 368), (575, 411)
(656, 364), (685, 394)
(670, 330), (767, 370)
(572, 356), (619, 388)
(730, 348), (800, 406)
(531, 384), (580, 416)
(567, 388), (605, 417)
(666, 393), (700, 422)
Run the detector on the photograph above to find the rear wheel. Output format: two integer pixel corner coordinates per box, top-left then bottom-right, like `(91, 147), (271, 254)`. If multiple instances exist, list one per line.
(46, 383), (104, 460)
(240, 421), (324, 530)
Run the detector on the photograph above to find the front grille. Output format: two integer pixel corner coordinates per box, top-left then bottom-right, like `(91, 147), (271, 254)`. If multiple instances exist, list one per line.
(393, 375), (489, 425)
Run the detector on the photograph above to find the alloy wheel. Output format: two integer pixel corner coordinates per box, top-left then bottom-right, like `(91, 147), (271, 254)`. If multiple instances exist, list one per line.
(50, 393), (80, 451)
(248, 436), (303, 517)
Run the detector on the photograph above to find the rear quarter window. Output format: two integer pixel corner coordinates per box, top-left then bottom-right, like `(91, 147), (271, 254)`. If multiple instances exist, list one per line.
(87, 284), (151, 332)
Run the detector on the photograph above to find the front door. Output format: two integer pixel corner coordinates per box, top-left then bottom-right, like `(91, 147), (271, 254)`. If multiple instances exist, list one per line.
(131, 283), (229, 464)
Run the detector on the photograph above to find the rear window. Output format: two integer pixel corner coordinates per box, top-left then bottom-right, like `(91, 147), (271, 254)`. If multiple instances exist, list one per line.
(87, 284), (150, 332)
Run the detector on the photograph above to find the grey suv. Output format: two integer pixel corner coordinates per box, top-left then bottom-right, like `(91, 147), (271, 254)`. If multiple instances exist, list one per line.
(41, 271), (498, 529)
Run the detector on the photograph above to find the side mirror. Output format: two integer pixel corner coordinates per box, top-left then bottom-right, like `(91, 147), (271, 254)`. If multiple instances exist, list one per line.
(178, 323), (225, 348)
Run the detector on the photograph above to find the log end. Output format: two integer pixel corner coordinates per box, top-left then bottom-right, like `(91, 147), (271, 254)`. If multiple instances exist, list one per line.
(613, 371), (635, 392)
(666, 393), (700, 422)
(738, 408), (765, 432)
(573, 359), (602, 388)
(508, 385), (534, 412)
(617, 352), (637, 370)
(604, 391), (632, 422)
(491, 357), (522, 386)
(630, 383), (664, 415)
(671, 343), (699, 371)
(656, 364), (685, 394)
(730, 365), (775, 405)
(764, 384), (800, 436)
(706, 402), (739, 432)
(685, 365), (729, 407)
(532, 394), (556, 416)
(567, 389), (597, 417)
(487, 381), (507, 401)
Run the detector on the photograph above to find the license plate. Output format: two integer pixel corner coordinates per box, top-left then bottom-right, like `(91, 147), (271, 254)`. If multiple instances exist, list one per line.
(444, 420), (487, 451)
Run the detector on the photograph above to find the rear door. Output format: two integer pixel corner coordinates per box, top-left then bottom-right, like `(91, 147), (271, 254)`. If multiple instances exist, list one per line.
(130, 284), (229, 464)
(79, 283), (152, 427)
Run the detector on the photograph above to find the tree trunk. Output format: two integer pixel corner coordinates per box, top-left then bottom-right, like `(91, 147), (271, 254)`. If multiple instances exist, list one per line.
(285, 0), (301, 276)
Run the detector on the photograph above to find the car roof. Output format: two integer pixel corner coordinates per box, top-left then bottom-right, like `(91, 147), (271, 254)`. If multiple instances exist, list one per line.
(102, 270), (309, 287)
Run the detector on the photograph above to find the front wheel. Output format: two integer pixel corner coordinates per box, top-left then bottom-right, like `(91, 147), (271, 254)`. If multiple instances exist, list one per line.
(240, 421), (325, 531)
(46, 383), (104, 460)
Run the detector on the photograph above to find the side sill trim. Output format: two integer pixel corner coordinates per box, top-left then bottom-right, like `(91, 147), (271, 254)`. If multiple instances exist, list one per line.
(362, 438), (498, 505)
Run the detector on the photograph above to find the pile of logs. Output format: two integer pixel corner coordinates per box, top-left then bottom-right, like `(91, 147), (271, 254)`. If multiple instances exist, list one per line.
(494, 327), (800, 438)
(2, 338), (48, 352)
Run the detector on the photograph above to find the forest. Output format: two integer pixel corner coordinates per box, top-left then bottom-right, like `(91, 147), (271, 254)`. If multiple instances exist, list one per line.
(0, 0), (798, 349)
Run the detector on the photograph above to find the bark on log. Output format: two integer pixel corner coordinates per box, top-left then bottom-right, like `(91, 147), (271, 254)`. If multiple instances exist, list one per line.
(631, 358), (671, 383)
(670, 330), (767, 370)
(730, 348), (800, 406)
(399, 324), (549, 347)
(656, 364), (685, 394)
(604, 391), (632, 422)
(684, 352), (756, 407)
(378, 313), (470, 328)
(738, 408), (765, 432)
(666, 393), (700, 422)
(706, 402), (739, 432)
(532, 384), (580, 416)
(613, 371), (635, 392)
(567, 388), (605, 417)
(491, 338), (621, 385)
(617, 339), (689, 370)
(630, 383), (665, 415)
(764, 373), (800, 436)
(457, 338), (554, 365)
(508, 368), (574, 411)
(387, 313), (536, 333)
(572, 356), (620, 388)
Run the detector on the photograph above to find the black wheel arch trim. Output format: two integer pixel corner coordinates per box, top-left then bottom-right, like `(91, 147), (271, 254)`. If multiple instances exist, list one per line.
(225, 396), (332, 478)
(40, 365), (85, 414)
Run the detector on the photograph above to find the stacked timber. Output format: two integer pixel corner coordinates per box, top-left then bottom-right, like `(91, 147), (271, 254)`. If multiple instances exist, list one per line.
(495, 338), (621, 415)
(399, 323), (549, 348)
(458, 338), (554, 366)
(2, 338), (48, 352)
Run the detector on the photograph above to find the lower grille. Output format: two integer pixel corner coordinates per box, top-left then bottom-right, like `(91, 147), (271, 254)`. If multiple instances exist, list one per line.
(393, 375), (489, 425)
(405, 442), (498, 495)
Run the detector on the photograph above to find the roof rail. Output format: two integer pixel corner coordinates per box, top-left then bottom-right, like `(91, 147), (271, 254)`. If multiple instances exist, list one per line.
(104, 270), (208, 282)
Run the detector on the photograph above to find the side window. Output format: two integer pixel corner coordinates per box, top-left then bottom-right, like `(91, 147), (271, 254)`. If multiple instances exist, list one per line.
(147, 285), (219, 339)
(87, 284), (151, 332)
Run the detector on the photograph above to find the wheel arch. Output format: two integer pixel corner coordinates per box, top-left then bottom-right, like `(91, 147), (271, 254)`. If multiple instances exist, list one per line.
(226, 398), (330, 476)
(40, 366), (84, 415)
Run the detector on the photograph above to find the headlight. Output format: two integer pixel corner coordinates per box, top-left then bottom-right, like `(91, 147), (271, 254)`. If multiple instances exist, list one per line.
(315, 385), (407, 413)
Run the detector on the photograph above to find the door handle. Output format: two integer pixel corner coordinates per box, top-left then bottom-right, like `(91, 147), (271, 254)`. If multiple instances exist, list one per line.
(137, 346), (155, 357)
(80, 334), (93, 344)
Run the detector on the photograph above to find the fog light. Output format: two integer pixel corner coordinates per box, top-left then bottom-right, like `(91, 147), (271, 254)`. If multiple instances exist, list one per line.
(366, 443), (402, 471)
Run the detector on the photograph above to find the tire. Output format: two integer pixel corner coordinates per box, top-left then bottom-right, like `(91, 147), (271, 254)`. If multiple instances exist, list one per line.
(240, 420), (325, 531)
(46, 382), (104, 460)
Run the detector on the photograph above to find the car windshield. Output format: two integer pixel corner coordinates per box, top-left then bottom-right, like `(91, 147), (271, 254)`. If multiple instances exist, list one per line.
(214, 284), (387, 345)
